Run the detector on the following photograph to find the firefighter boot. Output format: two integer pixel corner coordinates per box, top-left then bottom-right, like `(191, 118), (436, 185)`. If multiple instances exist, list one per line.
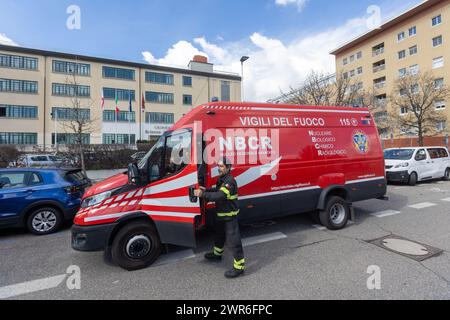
(204, 247), (223, 262)
(225, 268), (244, 279)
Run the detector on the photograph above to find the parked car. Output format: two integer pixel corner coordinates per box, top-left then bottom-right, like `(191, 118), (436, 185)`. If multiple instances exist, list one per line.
(0, 168), (91, 235)
(384, 147), (450, 186)
(16, 154), (66, 168)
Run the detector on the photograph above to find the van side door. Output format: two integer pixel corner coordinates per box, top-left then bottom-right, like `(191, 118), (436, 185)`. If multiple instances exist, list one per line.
(426, 148), (441, 178)
(413, 149), (428, 180)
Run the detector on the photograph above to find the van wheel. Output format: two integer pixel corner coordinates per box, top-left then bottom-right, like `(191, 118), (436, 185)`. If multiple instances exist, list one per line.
(443, 168), (450, 181)
(408, 172), (417, 186)
(26, 207), (63, 235)
(319, 196), (349, 231)
(111, 221), (162, 271)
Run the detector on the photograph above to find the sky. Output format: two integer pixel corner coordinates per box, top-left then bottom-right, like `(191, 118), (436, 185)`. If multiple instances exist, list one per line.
(0, 0), (424, 101)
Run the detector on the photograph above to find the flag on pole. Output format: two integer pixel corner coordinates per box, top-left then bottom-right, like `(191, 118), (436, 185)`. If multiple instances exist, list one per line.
(101, 90), (105, 110)
(115, 93), (120, 115)
(141, 94), (145, 113)
(129, 92), (133, 113)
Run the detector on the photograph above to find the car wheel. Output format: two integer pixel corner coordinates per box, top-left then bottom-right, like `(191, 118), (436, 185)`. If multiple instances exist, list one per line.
(319, 196), (350, 231)
(111, 221), (162, 271)
(443, 168), (450, 181)
(408, 172), (417, 186)
(26, 207), (63, 235)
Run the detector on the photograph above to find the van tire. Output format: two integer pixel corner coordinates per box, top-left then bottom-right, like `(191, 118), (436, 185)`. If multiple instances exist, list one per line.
(443, 168), (450, 181)
(26, 207), (63, 235)
(111, 221), (162, 271)
(408, 172), (418, 186)
(319, 196), (349, 231)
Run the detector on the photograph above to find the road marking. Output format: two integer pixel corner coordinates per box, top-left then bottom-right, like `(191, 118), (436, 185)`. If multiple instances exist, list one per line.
(409, 202), (437, 210)
(312, 224), (327, 231)
(0, 274), (66, 299)
(242, 232), (287, 247)
(153, 249), (196, 267)
(441, 197), (450, 202)
(371, 210), (401, 218)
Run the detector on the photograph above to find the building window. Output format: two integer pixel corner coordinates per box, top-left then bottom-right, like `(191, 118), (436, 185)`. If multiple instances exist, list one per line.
(0, 79), (38, 94)
(183, 94), (192, 105)
(399, 68), (407, 78)
(409, 64), (419, 75)
(373, 77), (386, 89)
(183, 76), (192, 86)
(221, 81), (231, 102)
(103, 134), (135, 145)
(0, 132), (37, 145)
(343, 72), (348, 79)
(398, 50), (406, 59)
(102, 66), (135, 80)
(411, 84), (419, 94)
(432, 15), (442, 26)
(145, 91), (174, 104)
(357, 67), (363, 75)
(400, 88), (408, 96)
(0, 54), (38, 70)
(52, 60), (90, 76)
(51, 107), (90, 121)
(145, 112), (174, 124)
(356, 51), (362, 59)
(436, 121), (446, 132)
(103, 88), (135, 101)
(0, 105), (38, 119)
(349, 70), (355, 77)
(434, 78), (444, 89)
(349, 55), (355, 62)
(52, 133), (90, 145)
(102, 110), (135, 122)
(397, 31), (405, 42)
(435, 100), (446, 110)
(343, 58), (348, 66)
(400, 106), (408, 115)
(409, 26), (417, 36)
(409, 45), (418, 56)
(432, 35), (443, 47)
(433, 56), (444, 69)
(145, 72), (174, 85)
(52, 83), (90, 97)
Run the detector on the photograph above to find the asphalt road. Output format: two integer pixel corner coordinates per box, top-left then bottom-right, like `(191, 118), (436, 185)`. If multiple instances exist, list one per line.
(1, 180), (450, 300)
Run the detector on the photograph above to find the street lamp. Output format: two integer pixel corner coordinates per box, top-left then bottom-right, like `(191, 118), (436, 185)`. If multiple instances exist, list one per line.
(240, 56), (249, 102)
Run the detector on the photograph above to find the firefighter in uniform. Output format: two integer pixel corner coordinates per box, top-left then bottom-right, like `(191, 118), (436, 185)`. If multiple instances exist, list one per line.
(194, 158), (245, 279)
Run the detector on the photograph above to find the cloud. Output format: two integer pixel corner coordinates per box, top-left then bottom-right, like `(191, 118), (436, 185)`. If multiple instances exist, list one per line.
(0, 33), (18, 46)
(275, 0), (309, 12)
(141, 16), (368, 102)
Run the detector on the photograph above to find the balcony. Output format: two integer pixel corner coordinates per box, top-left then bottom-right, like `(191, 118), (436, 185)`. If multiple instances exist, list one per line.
(374, 82), (386, 89)
(372, 47), (385, 57)
(373, 64), (386, 73)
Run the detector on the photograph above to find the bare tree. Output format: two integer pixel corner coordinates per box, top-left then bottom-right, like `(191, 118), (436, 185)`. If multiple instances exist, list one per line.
(58, 71), (97, 175)
(389, 72), (450, 146)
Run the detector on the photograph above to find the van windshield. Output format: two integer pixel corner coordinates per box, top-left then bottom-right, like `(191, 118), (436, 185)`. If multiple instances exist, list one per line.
(384, 149), (414, 160)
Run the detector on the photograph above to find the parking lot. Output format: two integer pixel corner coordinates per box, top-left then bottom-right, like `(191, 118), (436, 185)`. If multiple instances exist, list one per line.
(1, 179), (449, 300)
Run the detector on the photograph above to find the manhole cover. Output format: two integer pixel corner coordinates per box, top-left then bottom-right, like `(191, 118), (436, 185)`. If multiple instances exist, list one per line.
(367, 235), (443, 261)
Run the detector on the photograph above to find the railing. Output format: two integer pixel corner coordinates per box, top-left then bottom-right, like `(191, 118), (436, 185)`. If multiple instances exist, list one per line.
(372, 48), (385, 57)
(373, 65), (386, 73)
(374, 82), (386, 89)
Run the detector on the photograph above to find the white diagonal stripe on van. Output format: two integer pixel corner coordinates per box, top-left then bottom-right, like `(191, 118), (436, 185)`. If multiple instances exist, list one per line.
(144, 172), (197, 196)
(239, 185), (321, 200)
(236, 157), (282, 189)
(346, 177), (385, 184)
(125, 190), (137, 199)
(141, 196), (199, 208)
(250, 107), (370, 114)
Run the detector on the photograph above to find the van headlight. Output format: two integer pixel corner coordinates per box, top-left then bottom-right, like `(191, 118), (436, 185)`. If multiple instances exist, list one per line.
(394, 163), (410, 168)
(81, 189), (117, 208)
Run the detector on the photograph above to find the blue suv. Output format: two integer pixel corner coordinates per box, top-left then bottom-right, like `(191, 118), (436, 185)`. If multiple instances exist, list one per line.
(0, 168), (91, 235)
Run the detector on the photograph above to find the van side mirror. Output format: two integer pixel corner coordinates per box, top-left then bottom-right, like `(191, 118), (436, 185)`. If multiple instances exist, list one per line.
(128, 163), (141, 185)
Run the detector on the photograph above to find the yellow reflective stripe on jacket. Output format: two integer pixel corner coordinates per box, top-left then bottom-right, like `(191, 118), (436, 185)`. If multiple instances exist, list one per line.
(220, 187), (238, 200)
(214, 247), (224, 256)
(217, 210), (240, 217)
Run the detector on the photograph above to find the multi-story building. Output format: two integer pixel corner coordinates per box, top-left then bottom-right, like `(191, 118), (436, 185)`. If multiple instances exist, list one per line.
(0, 45), (241, 148)
(331, 0), (449, 139)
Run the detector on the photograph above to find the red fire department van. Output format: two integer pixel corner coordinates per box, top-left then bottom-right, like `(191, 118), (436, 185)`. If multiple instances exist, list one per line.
(72, 102), (387, 270)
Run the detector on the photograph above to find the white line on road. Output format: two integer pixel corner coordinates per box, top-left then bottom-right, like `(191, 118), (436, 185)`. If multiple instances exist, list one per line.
(153, 249), (196, 267)
(370, 210), (401, 218)
(0, 274), (67, 299)
(441, 197), (450, 202)
(409, 202), (437, 209)
(242, 232), (287, 247)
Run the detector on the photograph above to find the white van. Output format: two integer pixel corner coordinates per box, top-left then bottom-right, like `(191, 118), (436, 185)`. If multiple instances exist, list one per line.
(384, 147), (450, 186)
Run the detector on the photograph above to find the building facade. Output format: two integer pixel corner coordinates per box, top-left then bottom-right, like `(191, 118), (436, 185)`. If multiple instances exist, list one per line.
(0, 45), (241, 147)
(331, 0), (449, 140)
